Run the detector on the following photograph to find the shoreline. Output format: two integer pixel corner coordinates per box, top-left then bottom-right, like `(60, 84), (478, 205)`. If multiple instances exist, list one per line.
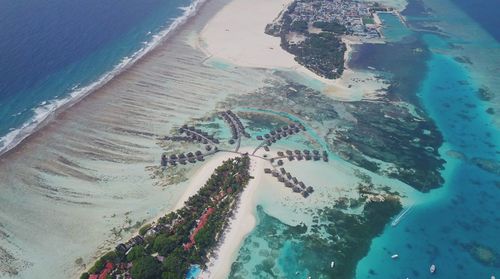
(199, 150), (266, 278)
(198, 0), (390, 102)
(0, 0), (209, 159)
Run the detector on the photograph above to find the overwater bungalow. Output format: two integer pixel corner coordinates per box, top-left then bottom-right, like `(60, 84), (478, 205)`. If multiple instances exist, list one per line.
(293, 128), (300, 133)
(289, 123), (296, 128)
(287, 156), (294, 161)
(281, 131), (288, 137)
(276, 134), (281, 140)
(303, 150), (310, 154)
(305, 155), (312, 160)
(286, 150), (293, 155)
(271, 138), (276, 143)
(288, 130), (295, 135)
(264, 146), (270, 152)
(306, 186), (314, 193)
(292, 177), (298, 184)
(313, 150), (319, 155)
(277, 127), (283, 132)
(280, 168), (286, 174)
(270, 131), (276, 136)
(277, 151), (285, 157)
(264, 168), (272, 174)
(302, 191), (309, 198)
(257, 135), (263, 140)
(293, 186), (301, 193)
(283, 126), (289, 130)
(264, 134), (271, 139)
(313, 155), (320, 161)
(298, 182), (306, 189)
(294, 150), (301, 155)
(286, 173), (292, 179)
(277, 160), (284, 166)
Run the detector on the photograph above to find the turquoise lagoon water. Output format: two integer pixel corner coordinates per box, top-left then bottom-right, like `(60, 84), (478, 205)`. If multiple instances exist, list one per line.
(230, 0), (500, 278)
(357, 0), (500, 278)
(378, 12), (413, 42)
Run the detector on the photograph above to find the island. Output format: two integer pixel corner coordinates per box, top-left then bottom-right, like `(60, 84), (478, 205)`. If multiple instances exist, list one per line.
(81, 156), (251, 279)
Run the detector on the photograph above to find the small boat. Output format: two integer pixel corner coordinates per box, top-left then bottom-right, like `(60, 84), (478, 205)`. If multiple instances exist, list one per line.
(391, 205), (413, 227)
(430, 264), (436, 274)
(391, 254), (399, 259)
(330, 261), (335, 268)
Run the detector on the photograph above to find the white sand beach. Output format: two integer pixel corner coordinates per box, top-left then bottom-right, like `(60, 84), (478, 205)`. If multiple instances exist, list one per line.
(198, 148), (266, 279)
(198, 0), (390, 101)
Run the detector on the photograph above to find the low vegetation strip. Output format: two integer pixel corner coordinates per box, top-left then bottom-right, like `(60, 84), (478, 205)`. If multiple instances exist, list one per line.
(81, 155), (252, 279)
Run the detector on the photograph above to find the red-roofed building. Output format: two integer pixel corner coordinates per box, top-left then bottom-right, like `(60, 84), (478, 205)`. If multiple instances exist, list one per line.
(97, 262), (114, 279)
(183, 207), (215, 251)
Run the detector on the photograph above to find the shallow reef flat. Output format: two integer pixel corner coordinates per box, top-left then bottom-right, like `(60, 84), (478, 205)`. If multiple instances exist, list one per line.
(0, 2), (271, 276)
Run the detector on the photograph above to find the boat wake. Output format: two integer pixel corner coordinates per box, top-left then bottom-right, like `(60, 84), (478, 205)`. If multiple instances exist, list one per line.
(0, 0), (207, 157)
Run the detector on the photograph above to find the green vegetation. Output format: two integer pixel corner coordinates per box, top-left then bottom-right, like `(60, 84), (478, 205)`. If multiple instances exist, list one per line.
(265, 2), (347, 79)
(313, 21), (347, 34)
(285, 32), (346, 79)
(131, 256), (162, 279)
(138, 224), (151, 236)
(81, 156), (252, 279)
(290, 20), (308, 32)
(362, 16), (375, 25)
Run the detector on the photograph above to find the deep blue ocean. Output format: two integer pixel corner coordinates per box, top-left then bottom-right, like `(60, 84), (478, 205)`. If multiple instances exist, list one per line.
(356, 0), (500, 278)
(0, 0), (196, 154)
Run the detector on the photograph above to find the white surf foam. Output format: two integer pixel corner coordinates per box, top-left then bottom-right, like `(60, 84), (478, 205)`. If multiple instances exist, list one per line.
(0, 0), (207, 157)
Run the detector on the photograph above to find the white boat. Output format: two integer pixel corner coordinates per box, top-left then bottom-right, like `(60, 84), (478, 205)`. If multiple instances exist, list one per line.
(330, 261), (335, 268)
(430, 264), (436, 274)
(391, 205), (413, 227)
(391, 254), (399, 259)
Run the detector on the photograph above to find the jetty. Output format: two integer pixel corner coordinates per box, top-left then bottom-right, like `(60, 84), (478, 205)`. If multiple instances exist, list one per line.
(219, 110), (248, 152)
